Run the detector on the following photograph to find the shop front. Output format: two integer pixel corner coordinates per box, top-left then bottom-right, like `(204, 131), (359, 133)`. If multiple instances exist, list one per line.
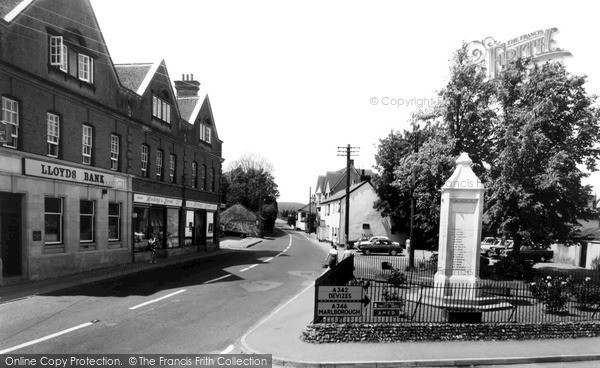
(133, 194), (218, 261)
(0, 153), (132, 283)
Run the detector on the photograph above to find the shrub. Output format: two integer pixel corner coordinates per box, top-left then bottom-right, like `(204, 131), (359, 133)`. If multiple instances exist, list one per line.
(387, 267), (408, 286)
(529, 275), (573, 313)
(570, 277), (600, 310)
(492, 254), (536, 281)
(382, 287), (405, 305)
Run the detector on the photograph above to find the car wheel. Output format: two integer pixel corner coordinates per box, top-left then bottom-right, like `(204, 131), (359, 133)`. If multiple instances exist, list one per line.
(539, 256), (546, 263)
(364, 249), (371, 255)
(486, 250), (493, 257)
(390, 250), (398, 256)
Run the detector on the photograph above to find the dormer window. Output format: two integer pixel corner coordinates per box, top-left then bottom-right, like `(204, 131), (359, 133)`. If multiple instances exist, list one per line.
(199, 122), (211, 144)
(48, 32), (95, 84)
(152, 94), (171, 124)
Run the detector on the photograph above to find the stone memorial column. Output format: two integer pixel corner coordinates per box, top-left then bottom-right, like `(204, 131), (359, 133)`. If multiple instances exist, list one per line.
(434, 153), (484, 295)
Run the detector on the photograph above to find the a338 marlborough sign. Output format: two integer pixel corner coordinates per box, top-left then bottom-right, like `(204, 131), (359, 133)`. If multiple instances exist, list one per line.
(23, 158), (127, 188)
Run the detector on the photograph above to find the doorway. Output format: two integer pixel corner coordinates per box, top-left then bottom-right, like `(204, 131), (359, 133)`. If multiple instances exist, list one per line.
(0, 193), (22, 277)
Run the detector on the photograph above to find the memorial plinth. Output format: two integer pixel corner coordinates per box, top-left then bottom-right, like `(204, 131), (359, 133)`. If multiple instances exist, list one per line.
(434, 152), (484, 298)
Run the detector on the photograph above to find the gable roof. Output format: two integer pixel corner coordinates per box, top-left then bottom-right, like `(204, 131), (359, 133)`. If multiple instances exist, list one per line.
(315, 175), (326, 194)
(320, 180), (373, 204)
(296, 202), (317, 214)
(1, 0), (33, 22)
(114, 63), (153, 94)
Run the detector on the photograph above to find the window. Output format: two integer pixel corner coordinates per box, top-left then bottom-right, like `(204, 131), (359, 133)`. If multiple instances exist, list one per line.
(2, 97), (19, 149)
(141, 145), (149, 177)
(45, 197), (63, 245)
(211, 167), (216, 192)
(78, 54), (93, 83)
(49, 36), (67, 71)
(156, 150), (163, 180)
(82, 124), (92, 165)
(80, 200), (95, 243)
(152, 95), (171, 123)
(110, 134), (119, 171)
(191, 162), (198, 188)
(199, 123), (211, 143)
(47, 113), (60, 157)
(108, 203), (120, 241)
(169, 154), (176, 183)
(201, 164), (207, 190)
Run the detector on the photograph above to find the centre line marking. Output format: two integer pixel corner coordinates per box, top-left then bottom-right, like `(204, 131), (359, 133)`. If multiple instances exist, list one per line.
(0, 322), (94, 354)
(129, 289), (186, 310)
(263, 257), (274, 262)
(204, 274), (232, 284)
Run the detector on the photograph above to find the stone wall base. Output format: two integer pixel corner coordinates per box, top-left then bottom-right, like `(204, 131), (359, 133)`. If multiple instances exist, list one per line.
(302, 321), (600, 343)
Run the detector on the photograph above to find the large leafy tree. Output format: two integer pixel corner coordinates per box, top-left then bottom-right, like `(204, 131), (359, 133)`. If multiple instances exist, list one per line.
(485, 59), (600, 250)
(222, 153), (280, 234)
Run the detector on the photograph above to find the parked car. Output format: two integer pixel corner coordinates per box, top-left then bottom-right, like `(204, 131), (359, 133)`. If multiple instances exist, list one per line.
(355, 235), (392, 248)
(488, 239), (514, 258)
(358, 238), (404, 256)
(500, 245), (554, 263)
(480, 237), (500, 257)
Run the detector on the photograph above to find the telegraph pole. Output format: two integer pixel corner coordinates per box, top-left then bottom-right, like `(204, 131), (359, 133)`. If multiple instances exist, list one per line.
(337, 144), (360, 246)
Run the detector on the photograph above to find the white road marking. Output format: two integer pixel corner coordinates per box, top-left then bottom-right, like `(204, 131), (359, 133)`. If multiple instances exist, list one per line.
(0, 322), (94, 354)
(204, 274), (232, 284)
(129, 289), (186, 310)
(221, 344), (234, 354)
(263, 257), (274, 262)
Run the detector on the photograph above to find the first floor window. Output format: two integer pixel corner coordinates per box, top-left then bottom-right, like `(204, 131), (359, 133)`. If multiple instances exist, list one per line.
(80, 200), (95, 242)
(201, 164), (207, 190)
(110, 134), (119, 171)
(2, 97), (19, 149)
(141, 145), (149, 177)
(82, 124), (92, 165)
(169, 154), (176, 183)
(191, 162), (198, 188)
(211, 167), (216, 192)
(47, 113), (60, 157)
(109, 202), (120, 241)
(156, 150), (163, 180)
(45, 197), (63, 244)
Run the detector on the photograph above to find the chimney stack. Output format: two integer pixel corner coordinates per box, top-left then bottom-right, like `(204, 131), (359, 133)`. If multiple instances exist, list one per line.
(174, 74), (200, 97)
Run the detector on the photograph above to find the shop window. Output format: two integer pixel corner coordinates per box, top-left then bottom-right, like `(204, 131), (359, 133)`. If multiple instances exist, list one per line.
(109, 202), (120, 241)
(148, 207), (164, 248)
(166, 208), (179, 248)
(80, 200), (95, 243)
(133, 206), (149, 252)
(2, 97), (19, 149)
(44, 197), (62, 245)
(185, 210), (195, 246)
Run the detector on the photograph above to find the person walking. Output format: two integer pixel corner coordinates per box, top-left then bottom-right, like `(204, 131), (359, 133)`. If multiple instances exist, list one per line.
(325, 243), (338, 269)
(148, 233), (158, 264)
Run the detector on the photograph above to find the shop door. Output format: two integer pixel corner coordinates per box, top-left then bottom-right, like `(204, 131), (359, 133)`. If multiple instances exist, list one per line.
(0, 193), (22, 277)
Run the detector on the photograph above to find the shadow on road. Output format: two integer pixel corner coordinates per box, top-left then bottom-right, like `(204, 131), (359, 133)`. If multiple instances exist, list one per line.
(44, 249), (288, 298)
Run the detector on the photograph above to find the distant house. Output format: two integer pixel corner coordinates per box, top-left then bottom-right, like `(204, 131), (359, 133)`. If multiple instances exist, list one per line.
(295, 202), (317, 232)
(220, 204), (263, 238)
(319, 180), (405, 246)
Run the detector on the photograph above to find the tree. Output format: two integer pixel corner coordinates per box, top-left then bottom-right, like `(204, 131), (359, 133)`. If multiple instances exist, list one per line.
(222, 154), (280, 234)
(485, 59), (600, 250)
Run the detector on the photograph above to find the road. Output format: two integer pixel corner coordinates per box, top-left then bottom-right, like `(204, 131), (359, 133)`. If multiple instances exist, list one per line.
(0, 226), (327, 354)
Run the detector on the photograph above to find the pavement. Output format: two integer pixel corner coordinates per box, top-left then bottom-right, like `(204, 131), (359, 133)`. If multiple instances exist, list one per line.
(0, 237), (261, 304)
(239, 231), (600, 367)
(2, 233), (600, 367)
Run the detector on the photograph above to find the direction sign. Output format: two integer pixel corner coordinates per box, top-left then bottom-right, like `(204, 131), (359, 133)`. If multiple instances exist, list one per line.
(374, 309), (401, 317)
(317, 286), (363, 301)
(317, 302), (364, 317)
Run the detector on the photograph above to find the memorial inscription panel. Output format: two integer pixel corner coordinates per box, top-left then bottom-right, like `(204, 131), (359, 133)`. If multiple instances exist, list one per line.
(449, 200), (476, 276)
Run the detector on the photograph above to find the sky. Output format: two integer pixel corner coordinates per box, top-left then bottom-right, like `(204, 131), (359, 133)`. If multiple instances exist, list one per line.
(90, 0), (600, 204)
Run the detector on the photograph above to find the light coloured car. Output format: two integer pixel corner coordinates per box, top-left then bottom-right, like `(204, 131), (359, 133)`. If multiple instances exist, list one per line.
(480, 237), (500, 257)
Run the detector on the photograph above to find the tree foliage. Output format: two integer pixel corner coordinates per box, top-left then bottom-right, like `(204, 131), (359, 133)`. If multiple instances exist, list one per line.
(222, 154), (280, 234)
(373, 46), (600, 252)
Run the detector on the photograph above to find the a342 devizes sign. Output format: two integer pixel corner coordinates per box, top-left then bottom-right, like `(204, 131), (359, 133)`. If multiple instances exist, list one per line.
(316, 286), (370, 317)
